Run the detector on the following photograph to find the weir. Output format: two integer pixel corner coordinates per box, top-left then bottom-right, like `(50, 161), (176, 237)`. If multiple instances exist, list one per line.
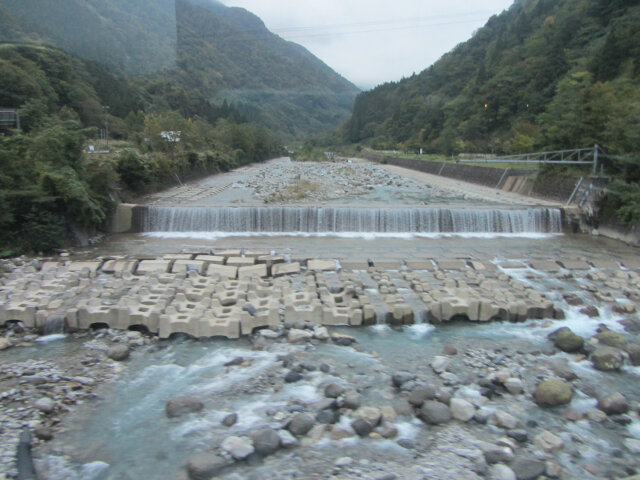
(131, 206), (562, 234)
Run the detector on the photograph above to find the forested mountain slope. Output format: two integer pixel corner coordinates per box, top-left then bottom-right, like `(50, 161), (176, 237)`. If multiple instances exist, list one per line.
(0, 0), (359, 137)
(344, 0), (640, 156)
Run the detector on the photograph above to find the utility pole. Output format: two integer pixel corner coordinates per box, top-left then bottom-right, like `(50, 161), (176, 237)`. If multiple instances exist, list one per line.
(103, 106), (110, 151)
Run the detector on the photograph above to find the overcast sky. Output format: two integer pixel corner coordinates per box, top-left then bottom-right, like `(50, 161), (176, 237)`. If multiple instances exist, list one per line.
(220, 0), (514, 90)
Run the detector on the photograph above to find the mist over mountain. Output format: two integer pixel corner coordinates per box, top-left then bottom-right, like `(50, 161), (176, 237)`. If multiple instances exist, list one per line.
(0, 0), (359, 137)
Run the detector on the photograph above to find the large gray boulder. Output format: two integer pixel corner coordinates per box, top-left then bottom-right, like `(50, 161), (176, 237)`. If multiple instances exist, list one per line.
(591, 346), (623, 371)
(533, 379), (573, 407)
(408, 384), (436, 406)
(510, 457), (545, 480)
(221, 436), (254, 460)
(250, 428), (281, 456)
(597, 392), (629, 415)
(287, 413), (315, 436)
(107, 344), (130, 361)
(186, 452), (230, 480)
(165, 397), (204, 418)
(418, 401), (451, 425)
(595, 330), (628, 349)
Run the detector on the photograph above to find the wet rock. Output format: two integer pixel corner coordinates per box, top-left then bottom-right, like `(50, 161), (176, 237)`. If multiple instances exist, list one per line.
(510, 457), (546, 480)
(34, 397), (55, 414)
(222, 413), (238, 427)
(563, 294), (583, 306)
(0, 337), (12, 350)
(483, 445), (515, 464)
(506, 430), (529, 443)
(391, 372), (416, 388)
(34, 425), (53, 441)
(324, 383), (345, 398)
(316, 409), (340, 425)
(287, 413), (315, 436)
(351, 418), (374, 437)
(474, 408), (491, 425)
(488, 464), (517, 480)
(284, 370), (303, 383)
(450, 398), (476, 422)
(288, 329), (313, 343)
(443, 344), (458, 355)
(223, 357), (244, 367)
(107, 344), (130, 361)
(397, 438), (415, 449)
(623, 438), (640, 454)
(551, 327), (584, 353)
(335, 456), (353, 467)
(533, 431), (564, 453)
(563, 408), (582, 422)
(23, 374), (48, 385)
(221, 436), (254, 460)
(596, 330), (628, 349)
(579, 305), (599, 318)
(331, 333), (356, 346)
(165, 397), (204, 418)
(585, 408), (608, 422)
(313, 326), (330, 340)
(418, 401), (451, 425)
(331, 425), (355, 440)
(533, 379), (573, 407)
(354, 407), (382, 427)
(341, 391), (361, 410)
(493, 410), (519, 429)
(549, 358), (578, 381)
(591, 346), (624, 371)
(628, 343), (640, 366)
(431, 356), (450, 373)
(504, 378), (524, 395)
(597, 392), (629, 415)
(250, 428), (281, 456)
(277, 429), (298, 449)
(186, 452), (230, 480)
(408, 384), (436, 406)
(377, 424), (398, 439)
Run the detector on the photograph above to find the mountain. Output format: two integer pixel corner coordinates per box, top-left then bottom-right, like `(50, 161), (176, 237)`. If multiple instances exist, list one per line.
(343, 0), (640, 156)
(0, 0), (359, 137)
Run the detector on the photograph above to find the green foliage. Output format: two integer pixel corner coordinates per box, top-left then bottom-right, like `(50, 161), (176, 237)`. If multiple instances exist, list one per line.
(599, 179), (640, 226)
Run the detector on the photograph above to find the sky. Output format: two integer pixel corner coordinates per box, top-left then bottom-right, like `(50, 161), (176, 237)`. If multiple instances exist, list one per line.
(220, 0), (514, 90)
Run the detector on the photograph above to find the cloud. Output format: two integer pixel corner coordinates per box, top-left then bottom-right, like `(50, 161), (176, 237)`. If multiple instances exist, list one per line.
(220, 0), (513, 89)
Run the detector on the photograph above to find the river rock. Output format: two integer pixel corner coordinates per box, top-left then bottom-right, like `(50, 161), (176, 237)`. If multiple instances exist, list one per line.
(278, 429), (298, 449)
(107, 344), (130, 361)
(597, 392), (629, 415)
(549, 358), (578, 381)
(488, 464), (517, 480)
(221, 436), (254, 460)
(0, 337), (12, 350)
(408, 384), (436, 406)
(331, 425), (355, 440)
(493, 410), (519, 429)
(624, 438), (640, 454)
(627, 343), (640, 366)
(331, 332), (356, 346)
(324, 383), (345, 398)
(391, 372), (416, 388)
(591, 346), (623, 371)
(341, 391), (361, 410)
(450, 398), (476, 422)
(552, 327), (584, 353)
(165, 397), (204, 418)
(354, 407), (382, 427)
(250, 428), (281, 456)
(316, 409), (340, 424)
(431, 356), (450, 373)
(186, 452), (230, 480)
(34, 425), (53, 441)
(418, 401), (451, 425)
(351, 418), (374, 437)
(533, 379), (573, 407)
(533, 431), (564, 453)
(510, 457), (546, 480)
(34, 397), (55, 413)
(596, 330), (628, 349)
(288, 329), (313, 343)
(585, 408), (607, 422)
(284, 370), (303, 383)
(504, 378), (524, 395)
(222, 413), (238, 427)
(288, 413), (315, 436)
(579, 305), (599, 317)
(482, 445), (515, 464)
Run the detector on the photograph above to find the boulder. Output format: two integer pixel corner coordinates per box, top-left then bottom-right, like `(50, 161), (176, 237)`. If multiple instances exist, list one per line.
(591, 346), (623, 371)
(597, 392), (629, 415)
(354, 407), (382, 427)
(222, 413), (238, 427)
(483, 445), (515, 464)
(316, 409), (340, 425)
(595, 330), (628, 349)
(341, 391), (361, 410)
(0, 337), (12, 350)
(418, 401), (451, 425)
(504, 378), (524, 395)
(284, 370), (303, 383)
(408, 384), (436, 406)
(107, 344), (130, 361)
(250, 428), (281, 456)
(331, 425), (356, 440)
(288, 329), (313, 343)
(493, 410), (519, 429)
(533, 380), (573, 407)
(391, 372), (416, 388)
(533, 431), (564, 453)
(430, 356), (450, 374)
(552, 327), (584, 353)
(324, 383), (345, 398)
(165, 397), (204, 418)
(288, 413), (315, 436)
(450, 398), (476, 422)
(34, 397), (55, 414)
(510, 457), (546, 480)
(278, 429), (298, 449)
(488, 464), (517, 480)
(186, 452), (230, 480)
(579, 305), (599, 318)
(331, 333), (356, 346)
(628, 343), (640, 366)
(351, 418), (373, 437)
(549, 358), (578, 381)
(221, 436), (254, 460)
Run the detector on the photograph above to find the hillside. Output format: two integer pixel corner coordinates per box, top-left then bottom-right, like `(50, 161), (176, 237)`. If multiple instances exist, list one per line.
(344, 0), (640, 157)
(0, 0), (359, 137)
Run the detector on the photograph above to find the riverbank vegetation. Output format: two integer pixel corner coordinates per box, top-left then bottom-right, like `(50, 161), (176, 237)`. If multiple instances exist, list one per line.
(0, 44), (282, 255)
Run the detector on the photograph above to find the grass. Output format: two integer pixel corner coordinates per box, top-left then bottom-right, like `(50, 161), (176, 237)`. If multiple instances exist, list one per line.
(263, 178), (321, 203)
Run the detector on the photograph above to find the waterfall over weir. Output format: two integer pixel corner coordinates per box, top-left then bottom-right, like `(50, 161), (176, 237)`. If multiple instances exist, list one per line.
(133, 206), (563, 235)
